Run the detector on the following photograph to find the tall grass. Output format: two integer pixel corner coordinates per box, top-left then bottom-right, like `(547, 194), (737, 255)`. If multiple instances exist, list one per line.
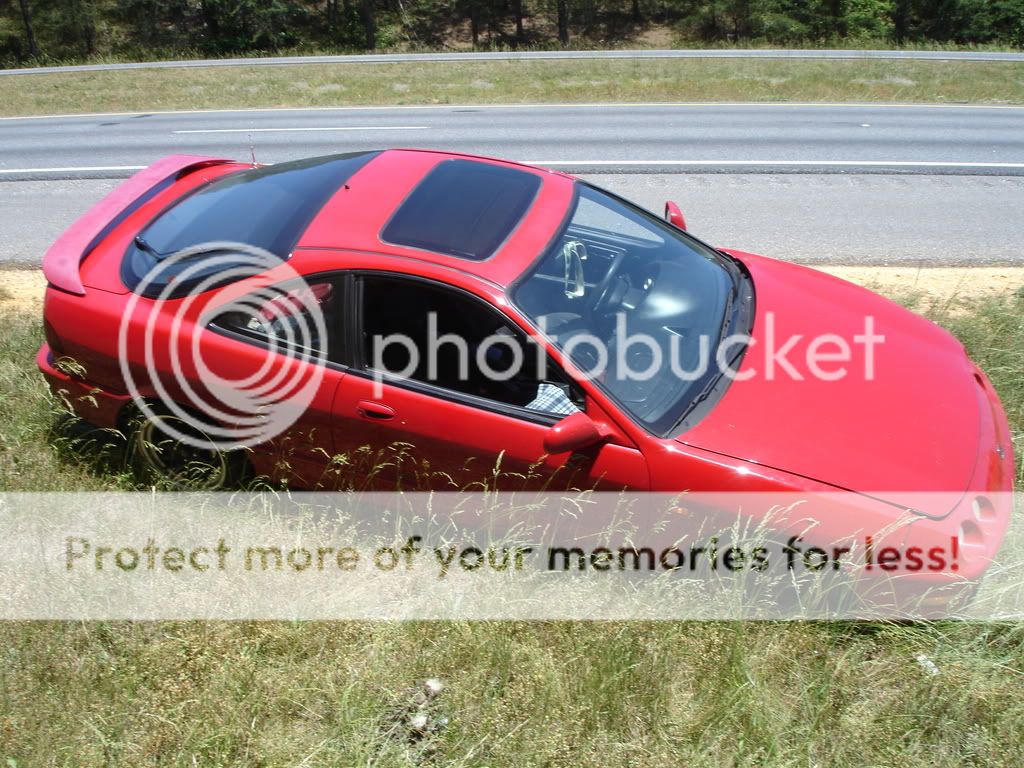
(2, 620), (1023, 765)
(0, 312), (136, 492)
(0, 291), (1022, 766)
(2, 58), (1023, 117)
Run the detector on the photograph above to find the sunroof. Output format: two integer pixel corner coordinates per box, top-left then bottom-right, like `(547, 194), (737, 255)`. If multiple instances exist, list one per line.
(381, 159), (542, 260)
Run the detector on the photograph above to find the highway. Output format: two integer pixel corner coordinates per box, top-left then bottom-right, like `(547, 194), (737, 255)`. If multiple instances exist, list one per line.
(1, 102), (1022, 265)
(2, 102), (1024, 179)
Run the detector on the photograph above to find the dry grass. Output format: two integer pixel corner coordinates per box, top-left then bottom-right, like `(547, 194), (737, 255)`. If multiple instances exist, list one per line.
(0, 276), (1022, 766)
(3, 620), (1024, 766)
(2, 58), (1023, 117)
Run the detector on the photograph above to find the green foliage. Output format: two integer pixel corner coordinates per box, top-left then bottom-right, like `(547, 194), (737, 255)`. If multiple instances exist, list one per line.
(843, 0), (892, 40)
(902, 0), (1024, 44)
(0, 0), (1021, 66)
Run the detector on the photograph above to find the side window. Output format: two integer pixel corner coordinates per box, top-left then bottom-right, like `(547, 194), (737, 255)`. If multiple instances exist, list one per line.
(572, 193), (664, 244)
(359, 276), (583, 419)
(212, 278), (343, 362)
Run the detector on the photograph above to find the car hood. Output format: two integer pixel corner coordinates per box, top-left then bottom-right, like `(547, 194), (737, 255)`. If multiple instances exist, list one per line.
(675, 252), (981, 516)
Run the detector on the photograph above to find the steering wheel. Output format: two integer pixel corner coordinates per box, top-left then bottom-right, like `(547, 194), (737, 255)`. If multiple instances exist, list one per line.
(590, 250), (627, 314)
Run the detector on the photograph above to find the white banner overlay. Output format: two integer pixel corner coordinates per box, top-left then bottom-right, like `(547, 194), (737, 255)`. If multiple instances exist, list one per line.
(0, 492), (1019, 620)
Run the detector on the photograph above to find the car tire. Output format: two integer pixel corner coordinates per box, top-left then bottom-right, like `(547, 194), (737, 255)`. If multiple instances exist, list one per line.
(124, 403), (251, 490)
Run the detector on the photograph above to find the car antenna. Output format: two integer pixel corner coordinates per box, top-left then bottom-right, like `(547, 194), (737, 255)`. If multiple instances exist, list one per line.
(249, 130), (257, 167)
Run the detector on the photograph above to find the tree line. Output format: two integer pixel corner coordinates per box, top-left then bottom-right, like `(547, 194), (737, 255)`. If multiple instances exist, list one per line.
(2, 1), (1022, 65)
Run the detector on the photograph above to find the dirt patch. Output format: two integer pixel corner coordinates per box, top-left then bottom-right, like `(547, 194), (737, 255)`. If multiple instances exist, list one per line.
(634, 26), (675, 48)
(0, 269), (46, 312)
(818, 266), (1024, 307)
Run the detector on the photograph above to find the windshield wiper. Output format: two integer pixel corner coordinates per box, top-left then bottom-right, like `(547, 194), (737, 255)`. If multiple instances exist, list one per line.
(137, 236), (243, 263)
(133, 235), (160, 255)
(718, 285), (736, 341)
(671, 344), (744, 433)
(670, 284), (747, 434)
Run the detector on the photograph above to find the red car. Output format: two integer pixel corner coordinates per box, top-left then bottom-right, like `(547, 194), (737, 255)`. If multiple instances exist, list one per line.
(39, 149), (1014, 585)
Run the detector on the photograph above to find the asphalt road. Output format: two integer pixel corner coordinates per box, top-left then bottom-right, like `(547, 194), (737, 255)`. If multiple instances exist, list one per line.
(4, 173), (1022, 267)
(3, 48), (1023, 76)
(1, 102), (1022, 266)
(2, 102), (1024, 179)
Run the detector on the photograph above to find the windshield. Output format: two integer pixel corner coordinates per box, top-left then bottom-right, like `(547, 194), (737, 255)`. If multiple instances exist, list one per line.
(512, 183), (746, 435)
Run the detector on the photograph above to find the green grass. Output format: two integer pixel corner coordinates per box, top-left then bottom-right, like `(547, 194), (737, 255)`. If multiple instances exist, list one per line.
(0, 311), (135, 491)
(0, 291), (1022, 766)
(2, 58), (1024, 117)
(2, 620), (1024, 766)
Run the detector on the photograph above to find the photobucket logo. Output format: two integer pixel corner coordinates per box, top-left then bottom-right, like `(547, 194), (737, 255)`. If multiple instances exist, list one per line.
(369, 311), (885, 395)
(117, 243), (327, 451)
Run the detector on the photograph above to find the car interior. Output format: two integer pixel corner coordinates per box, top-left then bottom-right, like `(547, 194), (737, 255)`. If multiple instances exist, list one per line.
(512, 185), (735, 433)
(360, 276), (581, 415)
(214, 280), (338, 358)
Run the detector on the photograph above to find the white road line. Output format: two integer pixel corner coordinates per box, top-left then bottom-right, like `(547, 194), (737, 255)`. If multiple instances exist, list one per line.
(3, 159), (1024, 175)
(172, 125), (428, 134)
(0, 165), (145, 174)
(526, 160), (1024, 169)
(2, 101), (1024, 122)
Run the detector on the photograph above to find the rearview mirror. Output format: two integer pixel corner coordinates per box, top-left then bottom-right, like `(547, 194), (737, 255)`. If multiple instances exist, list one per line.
(664, 201), (687, 231)
(543, 412), (608, 454)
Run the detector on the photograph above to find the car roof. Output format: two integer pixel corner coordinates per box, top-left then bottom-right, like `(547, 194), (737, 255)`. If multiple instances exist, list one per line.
(294, 149), (577, 289)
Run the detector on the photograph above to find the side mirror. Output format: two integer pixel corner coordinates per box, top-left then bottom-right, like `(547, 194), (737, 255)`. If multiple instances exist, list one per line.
(543, 412), (608, 454)
(664, 201), (687, 231)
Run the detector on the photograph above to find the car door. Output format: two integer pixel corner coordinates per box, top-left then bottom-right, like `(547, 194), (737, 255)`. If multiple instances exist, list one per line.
(328, 272), (649, 492)
(205, 274), (349, 488)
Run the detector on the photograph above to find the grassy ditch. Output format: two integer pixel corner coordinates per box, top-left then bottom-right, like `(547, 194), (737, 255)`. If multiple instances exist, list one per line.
(2, 58), (1024, 117)
(0, 280), (1021, 766)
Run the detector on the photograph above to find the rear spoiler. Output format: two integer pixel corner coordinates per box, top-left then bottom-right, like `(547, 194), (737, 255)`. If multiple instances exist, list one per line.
(42, 154), (231, 295)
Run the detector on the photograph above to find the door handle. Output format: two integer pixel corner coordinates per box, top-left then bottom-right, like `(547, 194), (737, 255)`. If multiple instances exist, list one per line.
(357, 400), (396, 420)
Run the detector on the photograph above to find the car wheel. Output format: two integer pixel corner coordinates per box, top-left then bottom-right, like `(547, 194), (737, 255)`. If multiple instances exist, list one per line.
(125, 404), (250, 490)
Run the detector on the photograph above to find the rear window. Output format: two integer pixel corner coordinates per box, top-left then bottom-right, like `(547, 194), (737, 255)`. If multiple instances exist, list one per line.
(381, 159), (541, 261)
(123, 151), (377, 297)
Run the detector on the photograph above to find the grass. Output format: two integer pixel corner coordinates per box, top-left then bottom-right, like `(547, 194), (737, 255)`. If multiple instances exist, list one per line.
(3, 620), (1024, 766)
(0, 311), (135, 491)
(0, 289), (1022, 766)
(2, 58), (1024, 117)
